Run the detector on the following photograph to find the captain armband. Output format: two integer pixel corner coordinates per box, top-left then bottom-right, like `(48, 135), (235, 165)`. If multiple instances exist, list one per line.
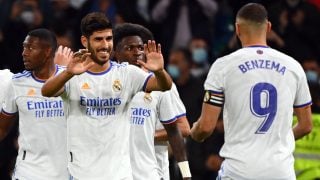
(203, 90), (224, 107)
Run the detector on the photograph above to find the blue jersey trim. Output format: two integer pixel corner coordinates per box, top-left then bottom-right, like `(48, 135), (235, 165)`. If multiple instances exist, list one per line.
(161, 116), (177, 124)
(245, 45), (269, 48)
(176, 113), (186, 119)
(142, 73), (153, 92)
(1, 109), (17, 116)
(294, 101), (312, 108)
(207, 90), (224, 95)
(86, 61), (112, 75)
(12, 71), (31, 79)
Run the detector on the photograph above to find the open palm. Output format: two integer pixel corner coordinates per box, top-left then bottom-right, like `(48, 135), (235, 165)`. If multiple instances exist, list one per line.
(137, 40), (164, 72)
(55, 47), (95, 75)
(67, 50), (94, 75)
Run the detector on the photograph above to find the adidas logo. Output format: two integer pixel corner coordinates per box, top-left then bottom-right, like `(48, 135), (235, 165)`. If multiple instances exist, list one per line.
(27, 89), (36, 96)
(81, 83), (90, 89)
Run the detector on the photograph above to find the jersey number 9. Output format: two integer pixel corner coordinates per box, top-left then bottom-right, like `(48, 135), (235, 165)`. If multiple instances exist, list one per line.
(250, 82), (277, 134)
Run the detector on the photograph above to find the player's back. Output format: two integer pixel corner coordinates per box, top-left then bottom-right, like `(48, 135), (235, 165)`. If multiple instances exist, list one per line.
(207, 46), (311, 179)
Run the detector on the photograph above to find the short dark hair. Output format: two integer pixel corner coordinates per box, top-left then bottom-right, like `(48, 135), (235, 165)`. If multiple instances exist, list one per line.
(28, 28), (57, 57)
(236, 3), (268, 23)
(113, 23), (154, 50)
(80, 12), (112, 38)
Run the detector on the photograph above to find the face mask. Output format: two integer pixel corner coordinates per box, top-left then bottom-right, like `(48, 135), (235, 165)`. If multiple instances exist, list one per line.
(20, 10), (34, 25)
(167, 65), (180, 79)
(306, 70), (318, 83)
(192, 48), (208, 64)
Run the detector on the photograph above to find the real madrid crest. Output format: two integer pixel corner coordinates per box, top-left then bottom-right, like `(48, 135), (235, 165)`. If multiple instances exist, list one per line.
(143, 93), (152, 103)
(112, 79), (122, 92)
(204, 91), (210, 102)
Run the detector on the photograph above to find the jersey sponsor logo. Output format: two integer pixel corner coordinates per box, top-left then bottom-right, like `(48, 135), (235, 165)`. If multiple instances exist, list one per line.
(81, 82), (91, 89)
(112, 79), (122, 92)
(80, 96), (121, 117)
(143, 93), (152, 103)
(130, 107), (151, 125)
(238, 59), (286, 75)
(27, 99), (64, 118)
(27, 88), (36, 96)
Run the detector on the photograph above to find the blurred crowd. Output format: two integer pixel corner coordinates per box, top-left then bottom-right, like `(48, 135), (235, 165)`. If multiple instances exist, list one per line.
(1, 0), (320, 179)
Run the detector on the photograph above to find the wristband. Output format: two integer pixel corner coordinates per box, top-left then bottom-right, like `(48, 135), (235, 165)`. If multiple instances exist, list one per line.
(177, 161), (192, 178)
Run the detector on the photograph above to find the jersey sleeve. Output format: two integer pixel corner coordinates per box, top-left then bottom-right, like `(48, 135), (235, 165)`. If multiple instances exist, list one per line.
(170, 83), (186, 118)
(55, 66), (70, 99)
(2, 79), (18, 114)
(203, 60), (225, 107)
(293, 69), (312, 108)
(127, 65), (153, 93)
(158, 91), (177, 124)
(0, 70), (13, 109)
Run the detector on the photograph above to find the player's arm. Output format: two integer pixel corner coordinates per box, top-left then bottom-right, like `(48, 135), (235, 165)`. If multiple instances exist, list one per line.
(145, 70), (172, 92)
(41, 71), (72, 97)
(191, 103), (221, 142)
(0, 112), (17, 142)
(155, 116), (190, 141)
(137, 40), (172, 92)
(163, 122), (191, 180)
(293, 105), (312, 140)
(191, 90), (223, 142)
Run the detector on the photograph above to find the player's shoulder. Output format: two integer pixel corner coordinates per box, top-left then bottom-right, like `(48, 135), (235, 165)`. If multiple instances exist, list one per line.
(109, 61), (136, 71)
(212, 49), (244, 67)
(170, 82), (177, 92)
(267, 48), (304, 71)
(12, 70), (32, 81)
(0, 69), (13, 77)
(110, 61), (129, 69)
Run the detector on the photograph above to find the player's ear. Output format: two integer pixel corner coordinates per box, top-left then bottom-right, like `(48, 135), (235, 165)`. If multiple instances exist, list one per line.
(235, 23), (240, 37)
(266, 21), (272, 33)
(81, 35), (88, 48)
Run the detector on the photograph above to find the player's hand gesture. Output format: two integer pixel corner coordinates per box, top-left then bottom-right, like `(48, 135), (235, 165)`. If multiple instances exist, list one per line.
(54, 46), (73, 66)
(138, 40), (164, 73)
(65, 48), (95, 75)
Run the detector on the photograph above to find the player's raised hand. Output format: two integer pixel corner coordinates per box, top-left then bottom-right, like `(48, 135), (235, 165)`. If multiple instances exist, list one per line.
(66, 48), (95, 75)
(137, 40), (164, 72)
(54, 46), (73, 66)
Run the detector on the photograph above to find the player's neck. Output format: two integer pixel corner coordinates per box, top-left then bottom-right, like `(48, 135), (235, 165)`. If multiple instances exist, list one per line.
(88, 60), (110, 73)
(240, 36), (267, 47)
(33, 63), (56, 80)
(242, 42), (268, 47)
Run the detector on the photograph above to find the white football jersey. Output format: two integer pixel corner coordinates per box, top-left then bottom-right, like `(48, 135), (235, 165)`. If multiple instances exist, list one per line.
(129, 88), (177, 180)
(63, 61), (152, 179)
(2, 66), (68, 180)
(154, 83), (187, 180)
(205, 46), (312, 179)
(0, 69), (13, 109)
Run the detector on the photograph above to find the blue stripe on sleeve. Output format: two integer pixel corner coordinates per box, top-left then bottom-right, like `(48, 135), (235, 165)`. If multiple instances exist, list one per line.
(1, 109), (17, 116)
(207, 90), (224, 95)
(161, 116), (177, 124)
(293, 101), (312, 108)
(142, 73), (153, 92)
(176, 113), (186, 119)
